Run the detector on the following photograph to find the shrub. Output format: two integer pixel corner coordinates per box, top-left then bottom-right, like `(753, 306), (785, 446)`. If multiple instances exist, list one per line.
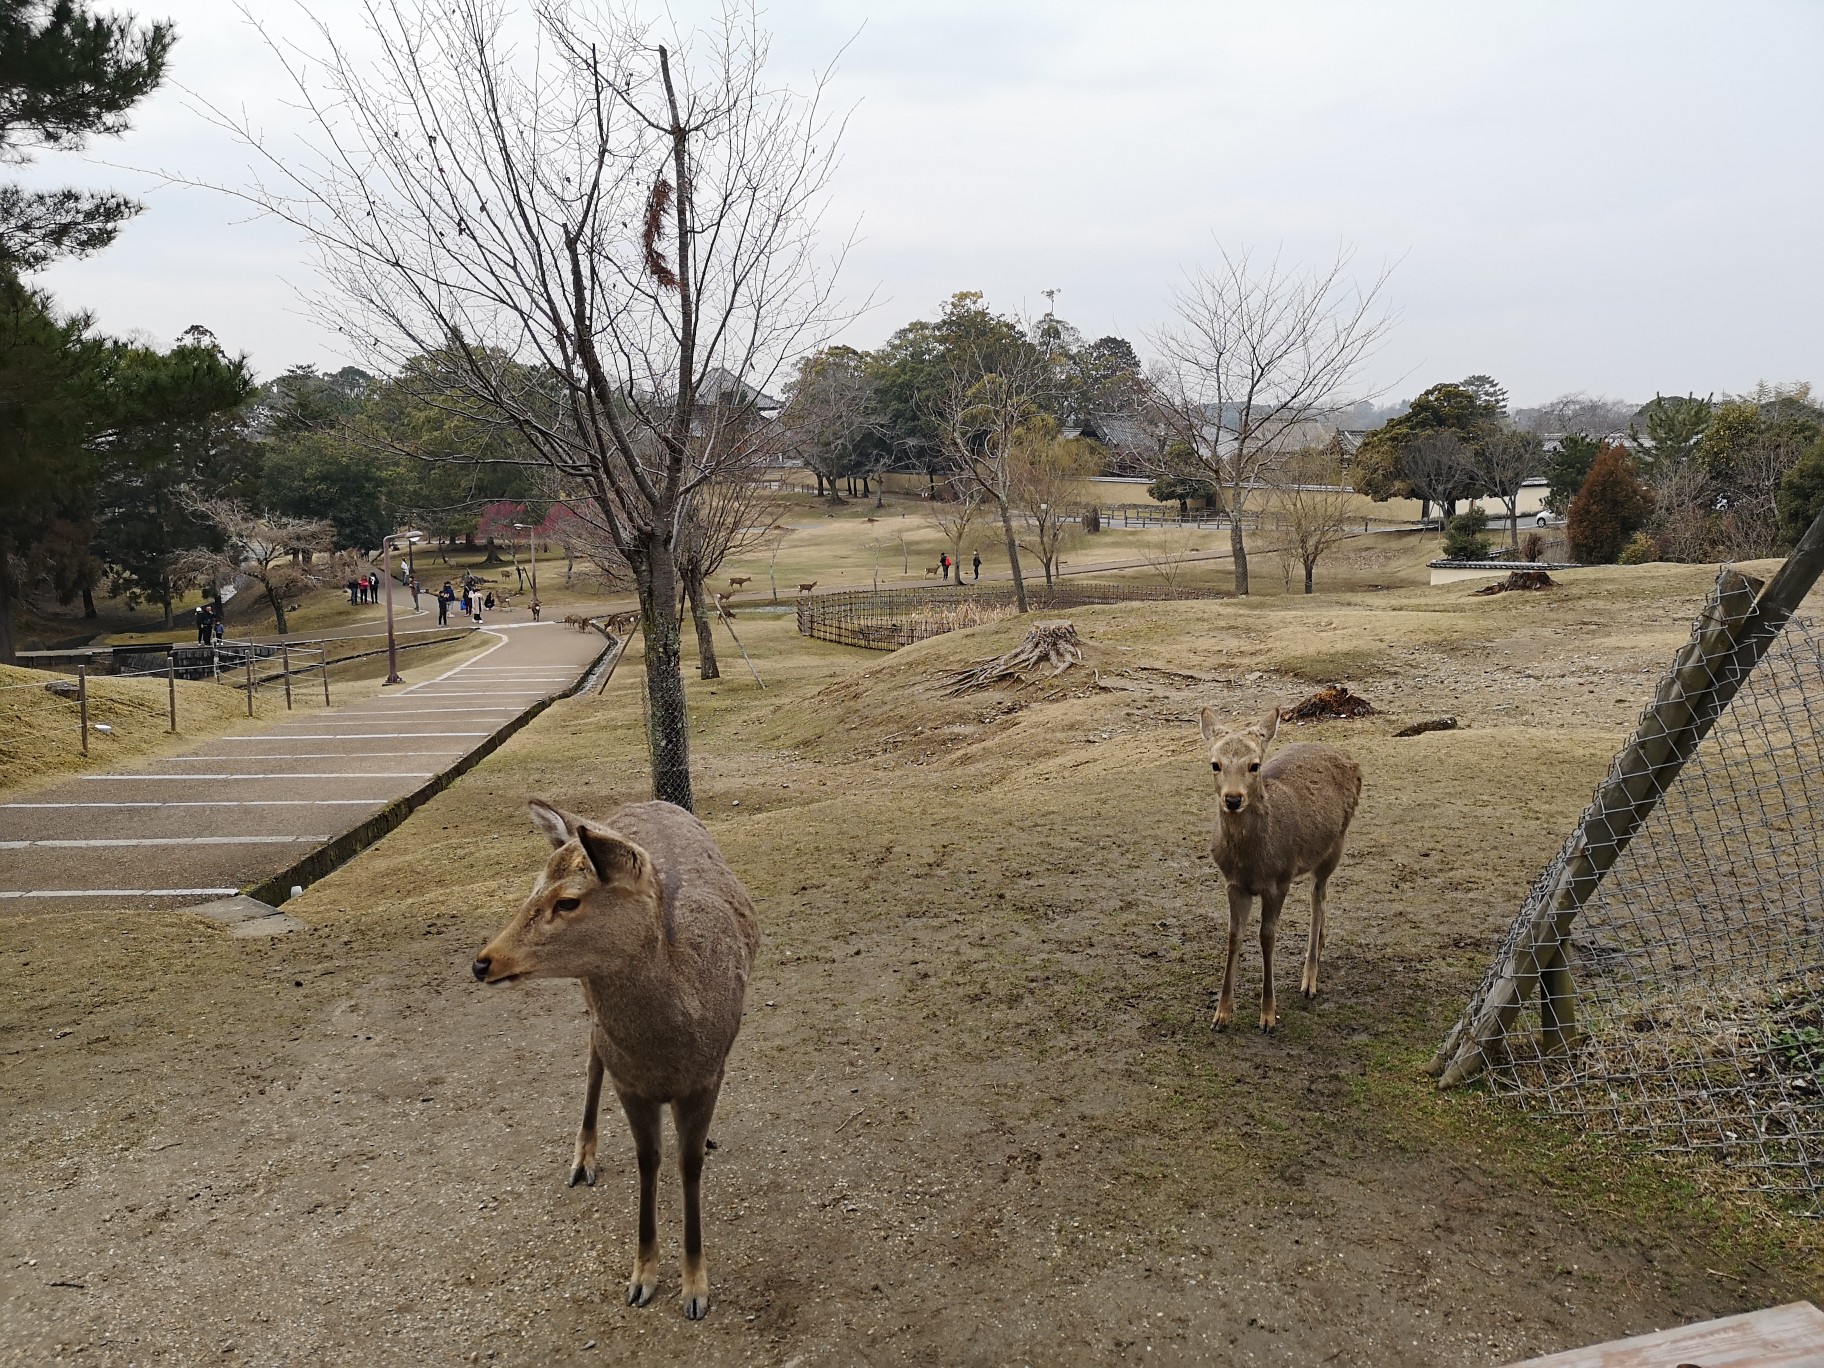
(1520, 531), (1545, 562)
(1777, 434), (1824, 546)
(1441, 507), (1491, 560)
(1568, 445), (1653, 563)
(1618, 531), (1658, 565)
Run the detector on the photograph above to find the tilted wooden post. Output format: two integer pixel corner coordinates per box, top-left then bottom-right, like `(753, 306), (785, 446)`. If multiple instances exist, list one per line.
(1432, 505), (1824, 1088)
(167, 654), (177, 733)
(245, 653), (254, 717)
(77, 664), (88, 756)
(282, 643), (293, 710)
(321, 648), (331, 705)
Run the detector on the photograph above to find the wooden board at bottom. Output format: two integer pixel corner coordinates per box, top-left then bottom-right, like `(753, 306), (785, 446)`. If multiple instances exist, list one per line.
(1510, 1302), (1824, 1368)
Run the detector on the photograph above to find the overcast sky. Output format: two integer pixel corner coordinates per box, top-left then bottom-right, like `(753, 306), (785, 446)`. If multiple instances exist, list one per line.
(13, 0), (1823, 407)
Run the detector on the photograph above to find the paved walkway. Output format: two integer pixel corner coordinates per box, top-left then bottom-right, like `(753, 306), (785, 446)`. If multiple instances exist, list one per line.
(0, 623), (607, 916)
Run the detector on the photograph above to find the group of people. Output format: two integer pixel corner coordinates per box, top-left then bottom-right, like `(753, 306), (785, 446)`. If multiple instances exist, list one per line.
(192, 603), (227, 645)
(936, 551), (984, 582)
(346, 574), (384, 604)
(434, 577), (511, 626)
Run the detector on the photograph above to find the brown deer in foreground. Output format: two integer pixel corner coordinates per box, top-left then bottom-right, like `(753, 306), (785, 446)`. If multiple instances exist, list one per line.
(473, 799), (760, 1320)
(1201, 706), (1361, 1033)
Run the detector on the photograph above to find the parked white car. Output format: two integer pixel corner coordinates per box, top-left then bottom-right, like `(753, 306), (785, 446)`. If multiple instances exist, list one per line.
(1534, 510), (1565, 527)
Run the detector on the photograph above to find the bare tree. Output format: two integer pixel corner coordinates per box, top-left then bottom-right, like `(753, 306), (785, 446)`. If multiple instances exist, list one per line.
(205, 1), (847, 810)
(1517, 391), (1636, 437)
(1266, 448), (1357, 594)
(1466, 430), (1545, 549)
(176, 499), (336, 635)
(1136, 524), (1203, 597)
(677, 461), (782, 678)
(1400, 431), (1477, 527)
(938, 345), (1051, 610)
(927, 485), (984, 584)
(1151, 246), (1395, 594)
(1012, 418), (1094, 587)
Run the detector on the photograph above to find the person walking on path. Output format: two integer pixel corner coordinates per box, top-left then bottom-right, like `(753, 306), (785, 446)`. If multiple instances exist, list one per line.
(941, 552), (951, 581)
(437, 584), (452, 627)
(194, 604), (213, 645)
(972, 551), (981, 581)
(409, 577), (421, 610)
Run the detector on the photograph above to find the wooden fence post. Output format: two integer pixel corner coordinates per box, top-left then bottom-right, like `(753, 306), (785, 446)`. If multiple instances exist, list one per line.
(245, 653), (254, 717)
(282, 644), (293, 710)
(321, 648), (331, 705)
(167, 654), (177, 733)
(1432, 505), (1824, 1087)
(78, 664), (88, 755)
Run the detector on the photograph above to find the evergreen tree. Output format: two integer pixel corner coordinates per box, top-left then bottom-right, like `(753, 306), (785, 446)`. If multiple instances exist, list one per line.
(1568, 445), (1653, 564)
(0, 0), (175, 271)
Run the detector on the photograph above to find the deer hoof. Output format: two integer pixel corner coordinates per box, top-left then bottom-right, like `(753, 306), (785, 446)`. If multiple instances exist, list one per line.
(1211, 1011), (1231, 1031)
(567, 1164), (596, 1187)
(683, 1293), (710, 1321)
(1259, 1017), (1277, 1035)
(627, 1278), (657, 1308)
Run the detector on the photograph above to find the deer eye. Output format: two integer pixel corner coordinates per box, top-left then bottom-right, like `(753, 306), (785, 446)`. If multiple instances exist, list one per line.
(1210, 761), (1219, 771)
(1248, 762), (1260, 773)
(553, 897), (581, 914)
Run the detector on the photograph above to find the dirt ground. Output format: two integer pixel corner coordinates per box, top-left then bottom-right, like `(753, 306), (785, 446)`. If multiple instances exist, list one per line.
(5, 558), (1823, 1366)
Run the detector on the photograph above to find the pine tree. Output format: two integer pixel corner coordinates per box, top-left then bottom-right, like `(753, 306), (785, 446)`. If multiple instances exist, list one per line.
(0, 0), (174, 271)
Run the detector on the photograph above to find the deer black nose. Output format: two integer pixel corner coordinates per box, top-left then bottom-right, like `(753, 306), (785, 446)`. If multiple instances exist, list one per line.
(471, 956), (491, 982)
(1224, 795), (1243, 812)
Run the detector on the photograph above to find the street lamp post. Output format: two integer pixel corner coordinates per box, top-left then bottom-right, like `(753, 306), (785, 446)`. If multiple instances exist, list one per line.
(513, 521), (539, 620)
(382, 529), (424, 686)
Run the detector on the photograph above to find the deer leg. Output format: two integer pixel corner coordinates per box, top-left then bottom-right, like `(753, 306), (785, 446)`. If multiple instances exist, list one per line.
(1303, 866), (1334, 1000)
(672, 1080), (722, 1321)
(569, 1044), (605, 1187)
(1259, 886), (1287, 1033)
(619, 1093), (664, 1308)
(1214, 884), (1251, 1030)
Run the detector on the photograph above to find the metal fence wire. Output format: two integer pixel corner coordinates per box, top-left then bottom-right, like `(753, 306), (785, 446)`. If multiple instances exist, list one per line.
(1432, 570), (1824, 1207)
(795, 580), (1228, 651)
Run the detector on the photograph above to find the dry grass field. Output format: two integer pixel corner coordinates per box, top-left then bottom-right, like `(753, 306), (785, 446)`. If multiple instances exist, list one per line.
(5, 544), (1823, 1365)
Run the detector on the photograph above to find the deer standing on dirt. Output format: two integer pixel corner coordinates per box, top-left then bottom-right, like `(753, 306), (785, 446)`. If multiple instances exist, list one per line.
(796, 581), (817, 594)
(1201, 706), (1361, 1033)
(472, 799), (760, 1321)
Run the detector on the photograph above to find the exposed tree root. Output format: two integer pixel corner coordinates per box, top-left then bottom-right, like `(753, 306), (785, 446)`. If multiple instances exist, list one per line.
(941, 621), (1086, 696)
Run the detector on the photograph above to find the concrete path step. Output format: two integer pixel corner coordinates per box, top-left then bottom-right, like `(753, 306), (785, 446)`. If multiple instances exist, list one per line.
(0, 623), (608, 917)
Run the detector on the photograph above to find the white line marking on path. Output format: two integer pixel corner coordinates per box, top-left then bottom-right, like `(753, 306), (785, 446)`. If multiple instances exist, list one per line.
(334, 706), (525, 715)
(159, 752), (451, 760)
(400, 631), (507, 693)
(218, 732), (491, 740)
(0, 888), (240, 899)
(0, 836), (329, 849)
(2, 800), (378, 809)
(80, 772), (436, 781)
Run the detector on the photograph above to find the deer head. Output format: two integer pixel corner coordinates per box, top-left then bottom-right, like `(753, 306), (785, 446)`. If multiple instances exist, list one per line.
(1200, 706), (1281, 815)
(471, 799), (664, 985)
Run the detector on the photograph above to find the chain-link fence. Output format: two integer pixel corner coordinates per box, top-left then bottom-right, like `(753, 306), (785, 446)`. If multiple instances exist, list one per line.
(795, 580), (1229, 650)
(1432, 556), (1824, 1206)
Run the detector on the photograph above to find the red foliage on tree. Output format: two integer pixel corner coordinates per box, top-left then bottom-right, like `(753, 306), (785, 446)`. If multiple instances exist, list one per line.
(1568, 444), (1653, 564)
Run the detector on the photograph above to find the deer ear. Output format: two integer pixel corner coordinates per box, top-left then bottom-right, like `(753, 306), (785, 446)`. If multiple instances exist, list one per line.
(527, 798), (580, 849)
(576, 825), (647, 886)
(1199, 706), (1218, 744)
(1256, 708), (1282, 744)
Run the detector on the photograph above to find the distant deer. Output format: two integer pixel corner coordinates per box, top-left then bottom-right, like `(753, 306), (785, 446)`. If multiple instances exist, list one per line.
(473, 800), (761, 1321)
(1200, 706), (1362, 1033)
(924, 565), (941, 578)
(713, 592), (736, 620)
(796, 581), (817, 594)
(727, 576), (751, 591)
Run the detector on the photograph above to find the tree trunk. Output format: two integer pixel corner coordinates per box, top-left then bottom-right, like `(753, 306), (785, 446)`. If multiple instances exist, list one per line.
(1230, 507), (1251, 596)
(685, 567), (719, 680)
(81, 586), (96, 619)
(269, 585), (290, 635)
(482, 536), (503, 565)
(161, 585), (174, 630)
(1505, 495), (1520, 548)
(636, 541), (695, 811)
(0, 543), (16, 664)
(1304, 558), (1315, 594)
(997, 498), (1029, 612)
